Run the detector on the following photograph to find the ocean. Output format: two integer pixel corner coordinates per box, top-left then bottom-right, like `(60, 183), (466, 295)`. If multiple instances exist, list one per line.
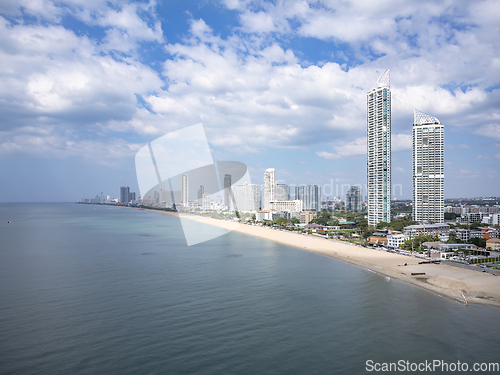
(0, 203), (499, 374)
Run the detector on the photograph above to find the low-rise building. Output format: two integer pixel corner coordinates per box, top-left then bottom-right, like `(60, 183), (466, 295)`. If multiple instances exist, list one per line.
(370, 229), (390, 246)
(403, 223), (450, 241)
(439, 243), (491, 260)
(451, 228), (470, 242)
(256, 210), (271, 222)
(300, 211), (317, 224)
(456, 213), (486, 224)
(270, 200), (303, 212)
(387, 233), (408, 249)
(486, 238), (500, 251)
(482, 213), (500, 225)
(304, 223), (325, 232)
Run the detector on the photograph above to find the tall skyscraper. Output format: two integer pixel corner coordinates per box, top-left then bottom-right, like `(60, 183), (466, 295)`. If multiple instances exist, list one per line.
(345, 186), (363, 212)
(276, 184), (290, 201)
(198, 185), (204, 200)
(295, 185), (321, 211)
(224, 174), (231, 209)
(120, 186), (130, 204)
(181, 175), (188, 206)
(412, 109), (444, 223)
(367, 69), (391, 226)
(262, 168), (276, 210)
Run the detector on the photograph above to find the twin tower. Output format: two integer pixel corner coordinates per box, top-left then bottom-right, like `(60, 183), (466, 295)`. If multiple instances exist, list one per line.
(367, 70), (444, 226)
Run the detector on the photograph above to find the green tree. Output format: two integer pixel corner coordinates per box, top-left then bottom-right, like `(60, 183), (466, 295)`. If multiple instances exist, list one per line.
(402, 234), (440, 251)
(376, 221), (390, 229)
(363, 227), (375, 239)
(251, 214), (256, 222)
(274, 217), (290, 227)
(444, 212), (458, 220)
(469, 222), (482, 229)
(310, 218), (328, 226)
(447, 232), (462, 244)
(318, 211), (332, 220)
(468, 237), (486, 248)
(290, 217), (300, 224)
(235, 211), (240, 219)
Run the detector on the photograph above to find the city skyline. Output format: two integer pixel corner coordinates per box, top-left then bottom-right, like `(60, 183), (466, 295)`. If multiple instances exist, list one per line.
(1, 1), (500, 202)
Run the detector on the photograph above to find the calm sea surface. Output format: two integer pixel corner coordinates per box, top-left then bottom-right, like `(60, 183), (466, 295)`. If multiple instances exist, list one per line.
(0, 203), (499, 374)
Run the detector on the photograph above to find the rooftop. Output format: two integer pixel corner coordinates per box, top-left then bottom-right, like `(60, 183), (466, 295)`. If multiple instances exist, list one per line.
(414, 109), (440, 125)
(405, 223), (450, 229)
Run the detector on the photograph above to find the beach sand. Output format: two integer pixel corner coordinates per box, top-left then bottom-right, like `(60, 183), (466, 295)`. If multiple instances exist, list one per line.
(142, 208), (500, 307)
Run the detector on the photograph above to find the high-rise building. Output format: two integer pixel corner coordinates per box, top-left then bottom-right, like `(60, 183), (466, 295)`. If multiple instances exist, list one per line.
(129, 192), (136, 202)
(198, 185), (204, 200)
(181, 175), (188, 206)
(120, 186), (130, 204)
(262, 168), (276, 210)
(367, 69), (391, 226)
(412, 109), (444, 223)
(232, 182), (260, 212)
(276, 184), (290, 201)
(345, 186), (363, 212)
(295, 185), (321, 211)
(224, 174), (232, 209)
(202, 193), (211, 211)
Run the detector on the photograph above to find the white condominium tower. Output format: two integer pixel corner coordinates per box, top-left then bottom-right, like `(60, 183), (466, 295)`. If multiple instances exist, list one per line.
(412, 110), (444, 223)
(294, 185), (321, 211)
(367, 69), (391, 226)
(181, 174), (188, 206)
(232, 183), (261, 212)
(262, 168), (276, 210)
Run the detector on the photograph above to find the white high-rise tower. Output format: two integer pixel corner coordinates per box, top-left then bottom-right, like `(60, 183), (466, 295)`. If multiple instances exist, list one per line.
(367, 70), (391, 226)
(262, 168), (275, 210)
(181, 174), (189, 206)
(412, 110), (444, 223)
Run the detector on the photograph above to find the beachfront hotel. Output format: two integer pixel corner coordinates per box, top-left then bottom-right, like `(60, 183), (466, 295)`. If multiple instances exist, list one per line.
(262, 168), (276, 210)
(367, 70), (391, 226)
(412, 110), (445, 223)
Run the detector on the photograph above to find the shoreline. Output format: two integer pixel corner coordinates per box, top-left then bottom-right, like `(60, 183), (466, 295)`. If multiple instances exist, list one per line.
(136, 207), (500, 307)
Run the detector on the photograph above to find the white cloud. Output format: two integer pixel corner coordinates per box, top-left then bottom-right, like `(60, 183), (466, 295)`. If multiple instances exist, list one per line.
(0, 125), (142, 165)
(474, 124), (500, 141)
(392, 133), (412, 151)
(317, 131), (412, 160)
(317, 137), (366, 159)
(239, 11), (282, 34)
(0, 0), (500, 183)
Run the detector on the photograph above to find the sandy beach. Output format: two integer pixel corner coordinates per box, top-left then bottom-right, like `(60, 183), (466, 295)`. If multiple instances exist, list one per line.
(142, 208), (500, 307)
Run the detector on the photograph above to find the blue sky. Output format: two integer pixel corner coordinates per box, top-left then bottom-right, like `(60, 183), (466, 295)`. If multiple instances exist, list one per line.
(1, 0), (499, 202)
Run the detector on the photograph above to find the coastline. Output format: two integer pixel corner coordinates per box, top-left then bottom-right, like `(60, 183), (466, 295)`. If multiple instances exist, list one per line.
(138, 207), (500, 307)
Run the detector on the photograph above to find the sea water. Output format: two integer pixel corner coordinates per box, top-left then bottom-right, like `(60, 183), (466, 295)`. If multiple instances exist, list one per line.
(0, 203), (499, 374)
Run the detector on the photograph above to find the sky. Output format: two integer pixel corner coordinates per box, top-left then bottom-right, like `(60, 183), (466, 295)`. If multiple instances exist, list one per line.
(1, 0), (499, 202)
